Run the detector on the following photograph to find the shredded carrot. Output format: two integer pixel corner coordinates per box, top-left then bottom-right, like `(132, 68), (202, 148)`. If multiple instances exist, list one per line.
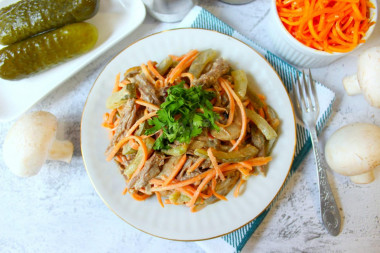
(238, 167), (251, 177)
(258, 107), (265, 118)
(243, 156), (273, 166)
(151, 169), (217, 192)
(166, 50), (198, 84)
(135, 99), (160, 110)
(187, 157), (206, 174)
(155, 79), (164, 88)
(125, 111), (157, 137)
(122, 187), (128, 195)
(155, 192), (164, 208)
(212, 106), (228, 113)
(217, 79), (235, 127)
(276, 0), (375, 52)
(187, 173), (214, 207)
(131, 191), (150, 201)
(211, 178), (228, 201)
(180, 72), (194, 84)
(141, 63), (156, 85)
(107, 109), (117, 125)
(219, 78), (247, 151)
(257, 94), (266, 101)
(163, 154), (187, 186)
(106, 112), (156, 161)
(242, 100), (250, 107)
(177, 187), (195, 198)
(112, 73), (121, 92)
(128, 139), (139, 150)
(207, 148), (225, 181)
(147, 60), (165, 81)
(234, 178), (246, 197)
(169, 54), (184, 61)
(106, 133), (147, 164)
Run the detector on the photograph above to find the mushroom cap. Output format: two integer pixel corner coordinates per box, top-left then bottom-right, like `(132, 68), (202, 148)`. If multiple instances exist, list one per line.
(357, 47), (380, 107)
(2, 111), (58, 177)
(325, 123), (380, 176)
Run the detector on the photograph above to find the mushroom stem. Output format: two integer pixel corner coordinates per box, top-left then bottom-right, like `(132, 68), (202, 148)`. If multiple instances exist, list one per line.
(47, 140), (74, 163)
(349, 171), (375, 184)
(343, 74), (361, 95)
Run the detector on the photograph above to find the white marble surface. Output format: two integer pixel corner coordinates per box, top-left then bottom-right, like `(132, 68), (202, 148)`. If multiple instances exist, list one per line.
(1, 0), (380, 252)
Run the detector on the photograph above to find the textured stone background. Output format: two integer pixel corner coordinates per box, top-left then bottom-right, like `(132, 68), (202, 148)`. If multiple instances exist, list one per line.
(1, 0), (379, 252)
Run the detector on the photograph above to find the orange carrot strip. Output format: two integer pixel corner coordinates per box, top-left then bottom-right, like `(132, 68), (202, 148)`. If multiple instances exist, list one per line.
(151, 163), (236, 192)
(115, 136), (148, 181)
(220, 78), (247, 151)
(177, 187), (195, 198)
(135, 99), (160, 110)
(147, 60), (165, 81)
(163, 154), (187, 186)
(112, 73), (121, 92)
(208, 148), (225, 181)
(152, 169), (217, 192)
(238, 167), (251, 177)
(166, 50), (198, 84)
(131, 192), (150, 201)
(211, 178), (228, 201)
(351, 3), (364, 20)
(141, 64), (156, 85)
(107, 109), (117, 125)
(180, 72), (194, 84)
(217, 79), (235, 128)
(212, 106), (228, 113)
(128, 139), (139, 150)
(122, 187), (128, 195)
(186, 173), (214, 207)
(243, 156), (273, 166)
(149, 178), (164, 186)
(187, 157), (206, 174)
(238, 161), (253, 170)
(106, 112), (157, 161)
(169, 54), (184, 61)
(233, 178), (246, 197)
(155, 192), (164, 208)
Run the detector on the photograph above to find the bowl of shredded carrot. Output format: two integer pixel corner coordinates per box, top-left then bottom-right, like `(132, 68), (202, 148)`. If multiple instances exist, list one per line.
(81, 28), (296, 240)
(270, 0), (377, 68)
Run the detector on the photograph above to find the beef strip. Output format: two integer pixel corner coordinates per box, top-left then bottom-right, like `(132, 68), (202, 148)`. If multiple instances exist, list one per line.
(194, 57), (230, 87)
(127, 152), (165, 190)
(106, 98), (137, 155)
(134, 74), (161, 105)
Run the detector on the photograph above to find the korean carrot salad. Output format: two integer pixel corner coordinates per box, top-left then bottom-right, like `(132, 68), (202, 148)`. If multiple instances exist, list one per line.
(102, 49), (280, 212)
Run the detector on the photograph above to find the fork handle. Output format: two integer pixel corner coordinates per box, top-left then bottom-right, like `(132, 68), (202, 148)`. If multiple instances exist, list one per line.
(309, 127), (341, 236)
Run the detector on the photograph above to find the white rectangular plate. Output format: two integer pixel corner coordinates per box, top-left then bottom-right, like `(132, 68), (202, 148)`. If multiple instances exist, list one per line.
(0, 0), (146, 122)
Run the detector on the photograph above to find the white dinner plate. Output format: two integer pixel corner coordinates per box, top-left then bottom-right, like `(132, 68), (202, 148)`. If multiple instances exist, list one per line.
(0, 0), (146, 122)
(81, 28), (296, 241)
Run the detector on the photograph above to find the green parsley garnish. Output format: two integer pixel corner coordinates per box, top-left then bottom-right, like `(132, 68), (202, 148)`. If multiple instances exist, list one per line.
(145, 83), (219, 150)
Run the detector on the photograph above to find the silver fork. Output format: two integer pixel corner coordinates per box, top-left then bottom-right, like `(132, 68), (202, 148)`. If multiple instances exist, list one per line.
(292, 70), (341, 236)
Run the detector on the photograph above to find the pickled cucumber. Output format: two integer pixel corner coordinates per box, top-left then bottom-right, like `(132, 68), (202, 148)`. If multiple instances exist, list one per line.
(0, 0), (99, 45)
(0, 22), (98, 80)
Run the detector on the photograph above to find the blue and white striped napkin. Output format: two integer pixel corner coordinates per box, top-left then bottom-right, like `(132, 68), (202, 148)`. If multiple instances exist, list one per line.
(179, 6), (335, 253)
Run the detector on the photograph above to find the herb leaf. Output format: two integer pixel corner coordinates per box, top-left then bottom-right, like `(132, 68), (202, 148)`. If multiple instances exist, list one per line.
(144, 83), (219, 150)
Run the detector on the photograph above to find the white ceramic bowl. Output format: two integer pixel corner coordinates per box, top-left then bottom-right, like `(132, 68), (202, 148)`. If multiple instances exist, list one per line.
(268, 0), (378, 68)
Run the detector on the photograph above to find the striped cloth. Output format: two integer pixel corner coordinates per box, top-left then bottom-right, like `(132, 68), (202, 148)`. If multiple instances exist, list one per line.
(179, 6), (335, 253)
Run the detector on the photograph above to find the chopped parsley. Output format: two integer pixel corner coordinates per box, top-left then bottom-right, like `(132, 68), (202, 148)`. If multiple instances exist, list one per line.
(145, 83), (219, 150)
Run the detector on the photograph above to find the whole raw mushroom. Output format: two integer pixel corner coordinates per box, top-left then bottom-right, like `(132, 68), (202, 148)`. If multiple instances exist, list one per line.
(2, 111), (74, 177)
(343, 46), (380, 107)
(325, 123), (380, 184)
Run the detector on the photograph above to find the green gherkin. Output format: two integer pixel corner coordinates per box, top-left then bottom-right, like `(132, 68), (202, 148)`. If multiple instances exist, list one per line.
(0, 0), (99, 45)
(0, 22), (98, 80)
